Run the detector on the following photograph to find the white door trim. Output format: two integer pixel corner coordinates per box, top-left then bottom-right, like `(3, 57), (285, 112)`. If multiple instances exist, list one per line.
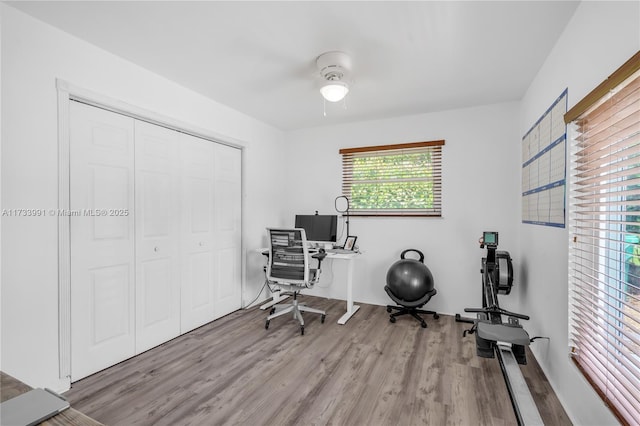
(56, 79), (245, 385)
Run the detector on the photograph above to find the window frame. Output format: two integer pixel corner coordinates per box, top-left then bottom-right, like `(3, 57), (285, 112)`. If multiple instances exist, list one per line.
(339, 140), (444, 217)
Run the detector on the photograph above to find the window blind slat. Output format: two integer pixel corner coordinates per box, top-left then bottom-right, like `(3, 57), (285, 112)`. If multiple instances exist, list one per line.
(575, 132), (640, 168)
(571, 336), (640, 420)
(576, 96), (640, 143)
(575, 140), (640, 174)
(573, 176), (640, 196)
(571, 321), (640, 402)
(569, 62), (640, 425)
(573, 352), (638, 425)
(570, 327), (640, 414)
(575, 75), (640, 133)
(571, 338), (640, 411)
(571, 288), (640, 344)
(571, 277), (640, 327)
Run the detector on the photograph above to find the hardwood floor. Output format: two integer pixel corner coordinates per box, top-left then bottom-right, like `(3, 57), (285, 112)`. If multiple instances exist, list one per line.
(64, 297), (571, 425)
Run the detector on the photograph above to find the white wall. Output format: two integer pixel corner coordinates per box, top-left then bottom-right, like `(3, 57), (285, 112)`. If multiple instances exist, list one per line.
(0, 5), (286, 391)
(284, 102), (522, 315)
(518, 2), (639, 425)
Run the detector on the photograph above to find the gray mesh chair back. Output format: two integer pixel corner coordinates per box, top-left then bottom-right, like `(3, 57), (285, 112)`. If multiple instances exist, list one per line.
(264, 228), (326, 334)
(266, 228), (311, 286)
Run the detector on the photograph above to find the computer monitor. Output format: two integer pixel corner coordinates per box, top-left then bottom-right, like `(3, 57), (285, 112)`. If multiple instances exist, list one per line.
(295, 214), (337, 243)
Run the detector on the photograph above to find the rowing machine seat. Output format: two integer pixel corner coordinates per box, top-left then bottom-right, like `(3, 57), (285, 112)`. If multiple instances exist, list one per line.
(476, 322), (530, 346)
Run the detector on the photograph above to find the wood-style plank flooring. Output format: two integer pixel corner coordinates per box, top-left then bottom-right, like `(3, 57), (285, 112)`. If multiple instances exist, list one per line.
(64, 297), (572, 425)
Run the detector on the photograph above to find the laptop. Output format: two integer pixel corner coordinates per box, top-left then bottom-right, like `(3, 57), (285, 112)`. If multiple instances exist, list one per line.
(0, 388), (70, 426)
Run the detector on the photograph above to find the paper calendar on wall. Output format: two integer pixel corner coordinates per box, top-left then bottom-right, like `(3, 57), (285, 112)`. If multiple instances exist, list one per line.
(521, 89), (567, 227)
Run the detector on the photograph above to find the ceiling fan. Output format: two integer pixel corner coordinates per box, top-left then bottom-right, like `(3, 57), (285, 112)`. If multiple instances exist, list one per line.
(316, 51), (352, 103)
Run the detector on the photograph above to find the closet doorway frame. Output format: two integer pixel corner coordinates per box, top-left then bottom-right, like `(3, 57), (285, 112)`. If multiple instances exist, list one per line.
(56, 79), (245, 386)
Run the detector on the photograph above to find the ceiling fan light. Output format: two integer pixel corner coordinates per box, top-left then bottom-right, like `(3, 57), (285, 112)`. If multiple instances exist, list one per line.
(320, 81), (349, 102)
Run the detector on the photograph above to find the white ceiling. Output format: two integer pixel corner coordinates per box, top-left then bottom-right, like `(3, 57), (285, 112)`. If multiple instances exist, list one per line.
(8, 1), (580, 131)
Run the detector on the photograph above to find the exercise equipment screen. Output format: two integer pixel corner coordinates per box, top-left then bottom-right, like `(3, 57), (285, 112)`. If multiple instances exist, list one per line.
(483, 231), (498, 246)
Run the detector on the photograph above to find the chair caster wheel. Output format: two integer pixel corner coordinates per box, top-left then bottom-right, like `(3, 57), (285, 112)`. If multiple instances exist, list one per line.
(300, 326), (304, 335)
(433, 313), (440, 319)
(321, 314), (326, 324)
(390, 316), (396, 323)
(386, 306), (392, 313)
(270, 307), (276, 315)
(265, 320), (270, 330)
(421, 321), (427, 328)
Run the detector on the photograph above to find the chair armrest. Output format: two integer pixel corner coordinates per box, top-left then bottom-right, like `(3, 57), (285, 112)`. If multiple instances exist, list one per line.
(312, 250), (327, 271)
(312, 251), (327, 261)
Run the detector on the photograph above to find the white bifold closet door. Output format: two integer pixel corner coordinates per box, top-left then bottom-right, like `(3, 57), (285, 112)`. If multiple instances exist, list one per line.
(69, 101), (241, 381)
(70, 102), (137, 380)
(180, 134), (242, 332)
(211, 141), (242, 317)
(134, 121), (181, 353)
(180, 133), (216, 332)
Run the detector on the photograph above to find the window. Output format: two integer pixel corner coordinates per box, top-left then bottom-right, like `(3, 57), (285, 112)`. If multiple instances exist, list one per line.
(339, 140), (444, 217)
(566, 52), (640, 425)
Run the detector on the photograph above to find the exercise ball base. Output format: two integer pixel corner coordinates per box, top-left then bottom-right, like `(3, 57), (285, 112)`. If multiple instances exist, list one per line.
(386, 305), (439, 328)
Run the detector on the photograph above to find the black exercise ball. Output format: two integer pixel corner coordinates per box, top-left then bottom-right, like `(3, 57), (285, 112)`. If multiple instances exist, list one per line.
(386, 249), (434, 302)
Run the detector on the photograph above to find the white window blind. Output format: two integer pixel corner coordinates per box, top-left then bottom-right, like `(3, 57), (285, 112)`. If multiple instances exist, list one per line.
(339, 140), (444, 217)
(568, 60), (640, 425)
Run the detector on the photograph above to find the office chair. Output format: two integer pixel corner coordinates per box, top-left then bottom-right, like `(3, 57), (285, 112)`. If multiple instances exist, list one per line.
(264, 228), (327, 335)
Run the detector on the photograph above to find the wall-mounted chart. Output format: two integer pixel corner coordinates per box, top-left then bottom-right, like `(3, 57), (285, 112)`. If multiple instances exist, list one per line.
(522, 89), (567, 227)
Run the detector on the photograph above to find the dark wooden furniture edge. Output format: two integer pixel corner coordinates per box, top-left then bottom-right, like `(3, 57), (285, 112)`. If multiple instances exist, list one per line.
(1, 371), (104, 426)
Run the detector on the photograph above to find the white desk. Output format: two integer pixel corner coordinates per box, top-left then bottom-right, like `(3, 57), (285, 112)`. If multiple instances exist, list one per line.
(257, 248), (361, 324)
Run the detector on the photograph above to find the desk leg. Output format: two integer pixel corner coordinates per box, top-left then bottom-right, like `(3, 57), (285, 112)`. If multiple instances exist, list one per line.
(338, 257), (360, 324)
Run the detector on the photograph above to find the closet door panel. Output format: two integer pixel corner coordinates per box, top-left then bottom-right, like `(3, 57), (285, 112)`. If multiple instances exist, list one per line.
(213, 143), (242, 316)
(134, 121), (181, 353)
(180, 133), (216, 332)
(70, 101), (136, 381)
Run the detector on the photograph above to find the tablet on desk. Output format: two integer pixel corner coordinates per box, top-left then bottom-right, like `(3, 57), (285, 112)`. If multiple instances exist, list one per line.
(0, 388), (70, 426)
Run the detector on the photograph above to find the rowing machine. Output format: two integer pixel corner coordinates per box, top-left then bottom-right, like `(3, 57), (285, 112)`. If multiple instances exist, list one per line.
(456, 232), (544, 426)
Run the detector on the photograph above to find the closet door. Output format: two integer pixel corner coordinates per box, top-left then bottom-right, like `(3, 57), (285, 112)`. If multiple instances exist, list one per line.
(213, 143), (242, 316)
(70, 102), (135, 380)
(134, 121), (181, 353)
(180, 133), (217, 332)
(69, 102), (243, 378)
